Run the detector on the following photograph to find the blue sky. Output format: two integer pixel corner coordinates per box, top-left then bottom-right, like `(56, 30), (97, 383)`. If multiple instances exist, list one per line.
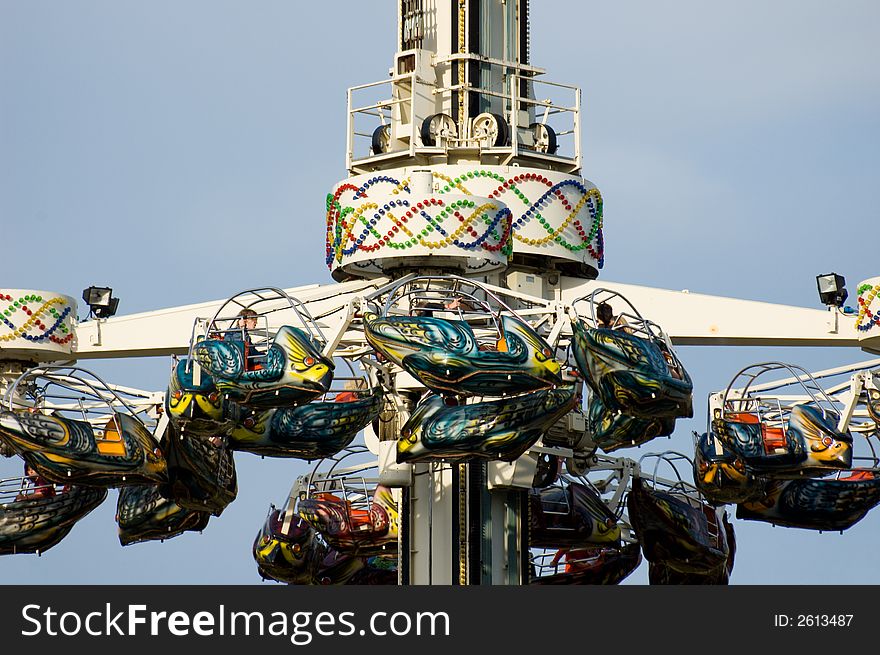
(1, 1), (879, 584)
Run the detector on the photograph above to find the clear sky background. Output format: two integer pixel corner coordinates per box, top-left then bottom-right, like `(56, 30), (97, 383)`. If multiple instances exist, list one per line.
(1, 0), (878, 584)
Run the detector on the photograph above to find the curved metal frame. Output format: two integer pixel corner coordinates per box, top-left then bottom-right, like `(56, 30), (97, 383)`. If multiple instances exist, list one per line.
(292, 445), (397, 557)
(637, 450), (707, 502)
(721, 362), (841, 423)
(367, 274), (543, 346)
(319, 355), (379, 400)
(2, 365), (150, 430)
(301, 445), (380, 499)
(185, 287), (328, 374)
(207, 287), (326, 345)
(571, 288), (669, 345)
(0, 474), (59, 502)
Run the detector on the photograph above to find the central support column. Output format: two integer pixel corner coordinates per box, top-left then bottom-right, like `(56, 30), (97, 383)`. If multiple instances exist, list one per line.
(407, 462), (457, 584)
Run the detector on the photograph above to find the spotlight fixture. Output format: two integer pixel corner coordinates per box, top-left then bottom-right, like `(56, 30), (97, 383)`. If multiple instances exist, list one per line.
(816, 273), (848, 308)
(82, 286), (120, 319)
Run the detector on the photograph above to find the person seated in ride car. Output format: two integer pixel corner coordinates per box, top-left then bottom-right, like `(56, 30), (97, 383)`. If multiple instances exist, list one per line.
(223, 308), (265, 370)
(334, 379), (366, 403)
(444, 297), (506, 351)
(15, 462), (56, 502)
(656, 341), (684, 379)
(596, 302), (629, 331)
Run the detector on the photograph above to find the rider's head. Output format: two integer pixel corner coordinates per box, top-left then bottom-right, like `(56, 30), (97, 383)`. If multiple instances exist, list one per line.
(237, 308), (258, 330)
(596, 302), (614, 327)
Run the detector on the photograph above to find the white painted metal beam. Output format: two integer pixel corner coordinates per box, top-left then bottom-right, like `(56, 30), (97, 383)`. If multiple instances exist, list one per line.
(560, 277), (861, 348)
(71, 274), (865, 361)
(73, 279), (384, 359)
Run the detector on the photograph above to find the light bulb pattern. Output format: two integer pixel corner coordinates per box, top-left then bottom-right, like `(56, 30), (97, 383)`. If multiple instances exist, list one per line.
(857, 282), (880, 333)
(0, 293), (74, 345)
(432, 170), (603, 261)
(326, 180), (512, 267)
(325, 170), (603, 269)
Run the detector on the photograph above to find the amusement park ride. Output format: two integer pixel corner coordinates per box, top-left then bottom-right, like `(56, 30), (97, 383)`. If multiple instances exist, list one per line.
(2, 1), (879, 586)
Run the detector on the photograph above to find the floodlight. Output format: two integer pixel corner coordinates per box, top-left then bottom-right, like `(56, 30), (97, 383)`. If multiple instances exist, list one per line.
(816, 273), (848, 307)
(82, 286), (120, 318)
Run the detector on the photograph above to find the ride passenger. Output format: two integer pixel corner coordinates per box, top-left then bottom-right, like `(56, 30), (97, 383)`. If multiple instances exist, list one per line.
(658, 343), (683, 380)
(334, 379), (365, 403)
(596, 302), (630, 331)
(443, 297), (475, 312)
(443, 296), (503, 351)
(597, 301), (681, 376)
(224, 308), (265, 370)
(15, 463), (56, 502)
